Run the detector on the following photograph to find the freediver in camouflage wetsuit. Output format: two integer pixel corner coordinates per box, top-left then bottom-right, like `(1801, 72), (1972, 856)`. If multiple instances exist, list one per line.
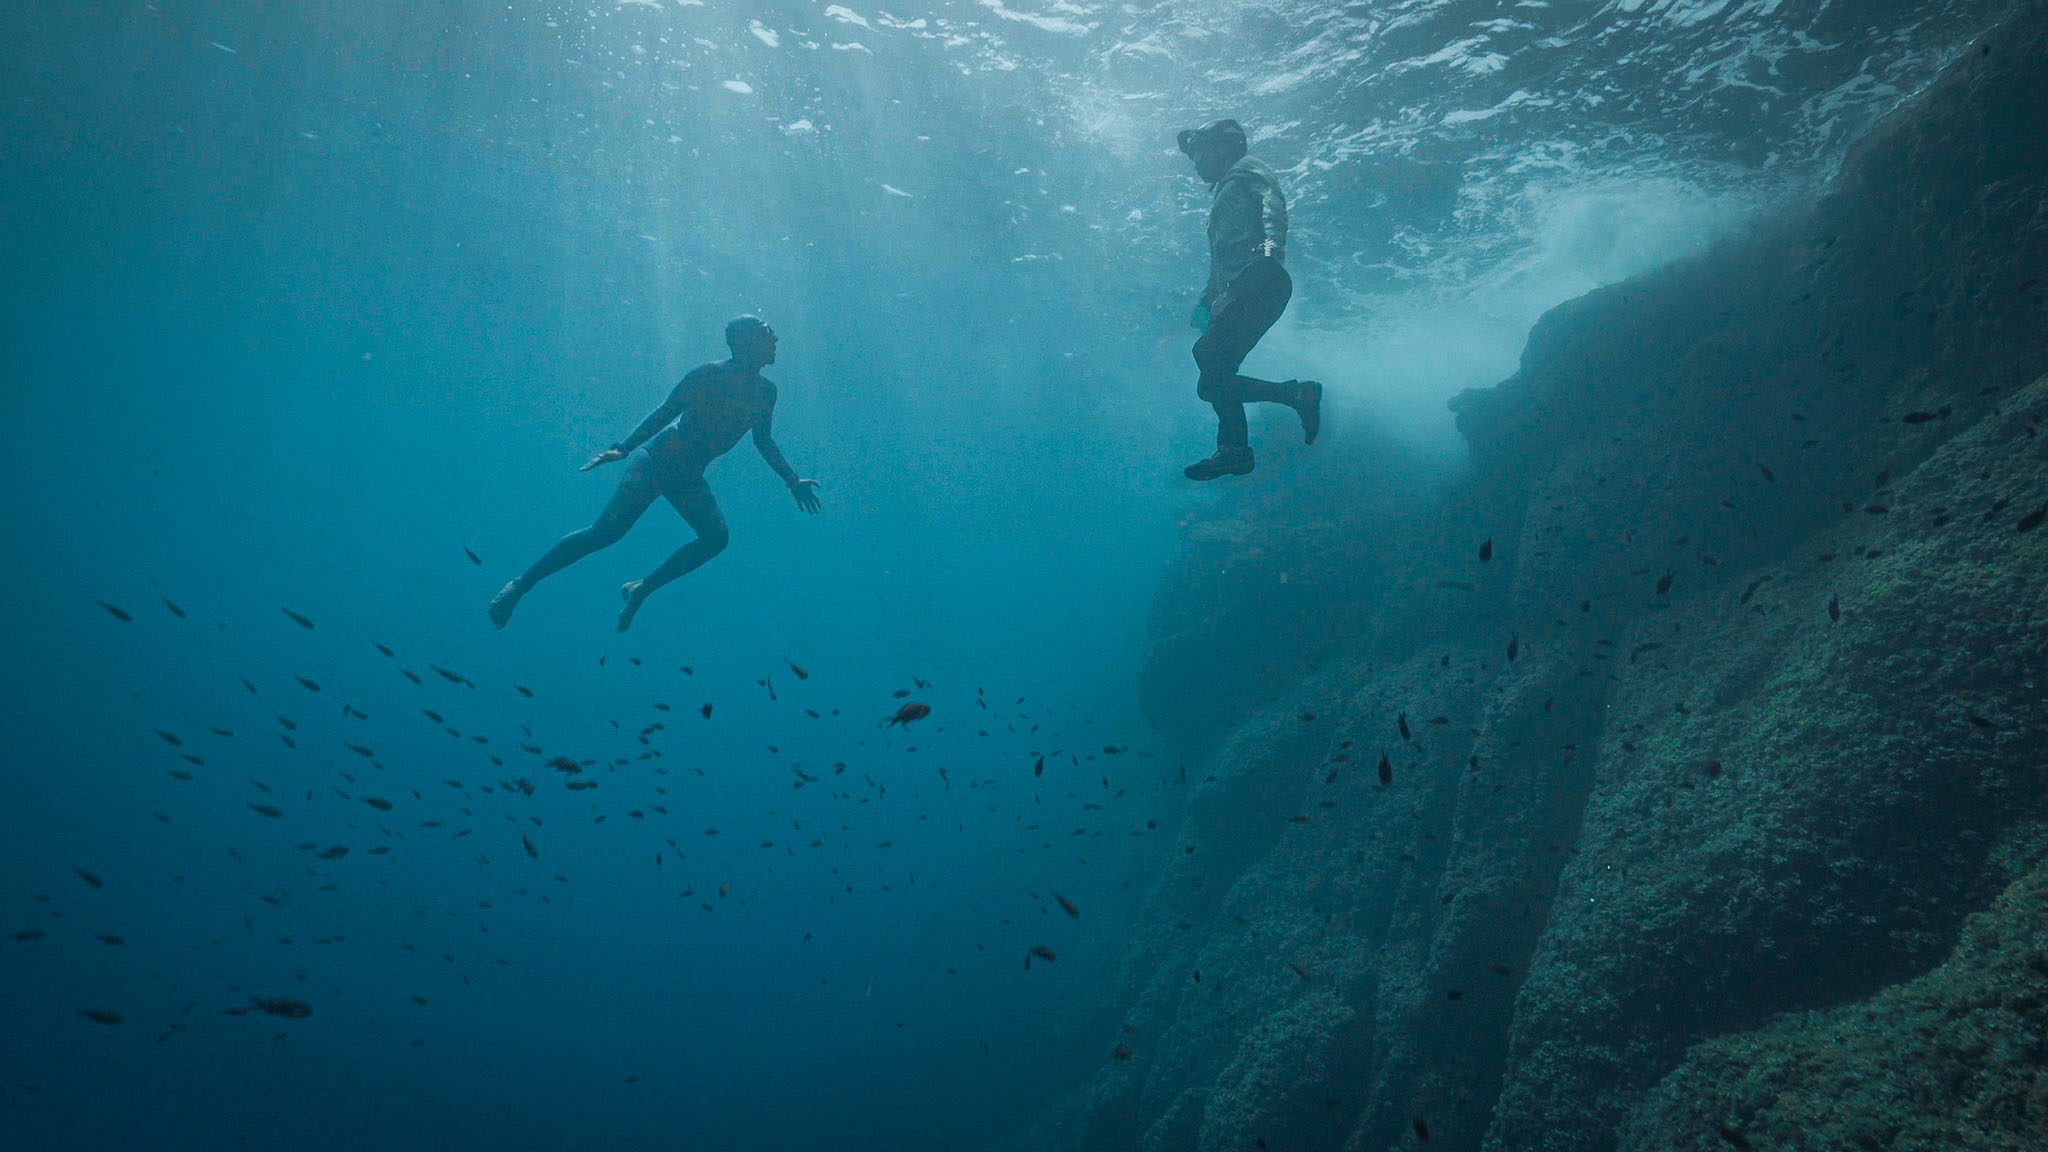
(488, 316), (821, 633)
(1177, 118), (1322, 481)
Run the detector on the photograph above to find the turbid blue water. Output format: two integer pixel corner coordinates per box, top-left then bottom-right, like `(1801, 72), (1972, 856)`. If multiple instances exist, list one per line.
(0, 3), (2019, 1150)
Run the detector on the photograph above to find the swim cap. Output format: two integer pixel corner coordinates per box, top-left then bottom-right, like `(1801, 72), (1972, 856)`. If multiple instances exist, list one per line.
(725, 315), (770, 346)
(1177, 118), (1247, 159)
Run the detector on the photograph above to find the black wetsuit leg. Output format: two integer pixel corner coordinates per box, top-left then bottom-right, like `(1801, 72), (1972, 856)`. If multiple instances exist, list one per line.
(635, 471), (730, 596)
(515, 447), (666, 588)
(1194, 258), (1295, 450)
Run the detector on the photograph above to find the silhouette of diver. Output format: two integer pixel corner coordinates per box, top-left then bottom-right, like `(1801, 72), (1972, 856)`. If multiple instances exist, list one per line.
(489, 316), (821, 632)
(1177, 118), (1321, 480)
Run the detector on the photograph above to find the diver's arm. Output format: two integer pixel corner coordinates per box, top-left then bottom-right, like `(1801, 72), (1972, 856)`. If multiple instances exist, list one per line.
(1252, 172), (1288, 261)
(754, 391), (821, 513)
(611, 381), (690, 456)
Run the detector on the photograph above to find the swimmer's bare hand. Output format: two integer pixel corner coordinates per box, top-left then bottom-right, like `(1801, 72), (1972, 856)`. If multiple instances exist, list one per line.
(789, 479), (822, 514)
(582, 448), (627, 472)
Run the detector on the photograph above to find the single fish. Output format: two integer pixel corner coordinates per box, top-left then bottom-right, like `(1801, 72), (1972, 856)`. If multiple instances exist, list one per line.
(1478, 537), (1492, 562)
(1377, 749), (1393, 787)
(1397, 713), (1411, 741)
(362, 796), (393, 811)
(1053, 892), (1079, 918)
(96, 600), (133, 622)
(885, 702), (931, 728)
(73, 866), (103, 889)
(247, 804), (283, 819)
(282, 608), (315, 629)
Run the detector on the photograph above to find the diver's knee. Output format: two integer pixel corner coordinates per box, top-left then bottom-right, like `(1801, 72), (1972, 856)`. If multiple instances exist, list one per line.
(700, 524), (730, 553)
(1195, 372), (1230, 402)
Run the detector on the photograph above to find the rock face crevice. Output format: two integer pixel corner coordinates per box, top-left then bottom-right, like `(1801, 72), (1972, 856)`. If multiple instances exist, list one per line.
(1039, 8), (2048, 1152)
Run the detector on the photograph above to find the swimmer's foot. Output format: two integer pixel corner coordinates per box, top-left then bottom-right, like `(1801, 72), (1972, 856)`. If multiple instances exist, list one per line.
(1295, 380), (1323, 445)
(1183, 446), (1255, 481)
(617, 580), (645, 633)
(488, 580), (525, 629)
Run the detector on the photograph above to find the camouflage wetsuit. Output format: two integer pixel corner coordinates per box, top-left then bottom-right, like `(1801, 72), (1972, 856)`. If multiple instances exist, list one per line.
(1193, 155), (1299, 454)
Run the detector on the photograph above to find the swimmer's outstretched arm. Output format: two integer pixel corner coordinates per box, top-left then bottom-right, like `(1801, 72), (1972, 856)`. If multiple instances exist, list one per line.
(752, 393), (820, 514)
(581, 379), (691, 471)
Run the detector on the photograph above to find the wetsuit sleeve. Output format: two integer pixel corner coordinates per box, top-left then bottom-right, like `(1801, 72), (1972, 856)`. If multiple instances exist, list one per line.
(611, 372), (696, 454)
(752, 383), (800, 486)
(1252, 171), (1287, 260)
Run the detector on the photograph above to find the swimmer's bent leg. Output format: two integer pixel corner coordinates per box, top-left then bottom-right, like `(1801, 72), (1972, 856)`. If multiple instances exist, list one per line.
(617, 475), (728, 632)
(490, 451), (663, 627)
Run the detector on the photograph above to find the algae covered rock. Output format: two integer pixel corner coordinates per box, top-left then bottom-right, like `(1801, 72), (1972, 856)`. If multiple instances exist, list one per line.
(1620, 852), (2048, 1152)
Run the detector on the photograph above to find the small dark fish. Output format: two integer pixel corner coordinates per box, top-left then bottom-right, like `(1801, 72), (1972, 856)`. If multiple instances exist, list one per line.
(421, 709), (442, 723)
(10, 928), (47, 942)
(345, 743), (375, 758)
(247, 803), (283, 819)
(1029, 944), (1056, 963)
(374, 641), (394, 657)
(1873, 468), (1890, 489)
(1033, 756), (1045, 777)
(73, 866), (103, 889)
(282, 608), (315, 629)
(96, 934), (123, 946)
(2016, 503), (2046, 533)
(161, 598), (186, 619)
(1377, 749), (1393, 787)
(787, 660), (809, 680)
(401, 669), (422, 684)
(1756, 464), (1776, 483)
(1397, 713), (1411, 741)
(362, 796), (393, 811)
(522, 835), (538, 859)
(462, 541), (481, 565)
(1827, 593), (1840, 622)
(1705, 760), (1723, 779)
(95, 600), (133, 622)
(1900, 411), (1939, 424)
(1054, 892), (1079, 918)
(296, 677), (321, 693)
(1739, 577), (1767, 605)
(1506, 634), (1519, 662)
(892, 689), (911, 699)
(700, 703), (713, 719)
(1629, 643), (1663, 664)
(316, 846), (349, 860)
(429, 664), (465, 684)
(154, 729), (183, 747)
(1413, 1118), (1431, 1142)
(78, 1009), (123, 1026)
(1478, 537), (1492, 562)
(247, 996), (312, 1019)
(885, 702), (931, 727)
(1655, 572), (1674, 595)
(515, 685), (533, 698)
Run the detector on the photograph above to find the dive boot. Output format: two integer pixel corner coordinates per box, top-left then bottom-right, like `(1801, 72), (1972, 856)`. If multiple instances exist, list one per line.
(1183, 446), (1255, 481)
(1296, 380), (1323, 444)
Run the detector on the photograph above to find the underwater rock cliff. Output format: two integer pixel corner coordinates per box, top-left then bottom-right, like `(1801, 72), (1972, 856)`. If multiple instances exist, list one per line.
(1049, 7), (2048, 1152)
